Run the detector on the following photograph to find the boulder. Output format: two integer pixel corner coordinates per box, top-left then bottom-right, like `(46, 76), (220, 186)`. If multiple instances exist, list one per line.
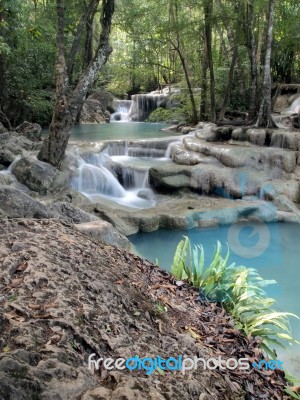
(75, 220), (131, 250)
(0, 149), (16, 167)
(15, 121), (42, 142)
(0, 133), (34, 166)
(137, 189), (156, 201)
(49, 202), (99, 224)
(52, 190), (92, 209)
(0, 122), (6, 134)
(12, 156), (69, 193)
(0, 186), (54, 218)
(88, 89), (116, 113)
(195, 124), (218, 142)
(80, 98), (109, 124)
(172, 143), (205, 165)
(150, 164), (192, 191)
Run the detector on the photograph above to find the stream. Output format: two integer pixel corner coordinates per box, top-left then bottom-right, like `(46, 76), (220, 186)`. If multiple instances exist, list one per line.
(62, 121), (300, 376)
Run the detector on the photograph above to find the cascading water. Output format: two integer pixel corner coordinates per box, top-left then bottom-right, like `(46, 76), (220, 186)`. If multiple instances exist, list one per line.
(110, 100), (133, 122)
(110, 90), (169, 122)
(288, 96), (300, 113)
(72, 157), (126, 198)
(70, 141), (171, 208)
(129, 94), (167, 121)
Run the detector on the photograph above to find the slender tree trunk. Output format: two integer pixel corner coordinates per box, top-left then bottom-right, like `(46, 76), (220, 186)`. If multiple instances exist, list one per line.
(218, 1), (240, 122)
(177, 50), (198, 124)
(247, 0), (258, 121)
(67, 0), (99, 80)
(38, 0), (114, 167)
(199, 27), (208, 121)
(84, 3), (97, 69)
(204, 1), (216, 123)
(255, 0), (277, 128)
(218, 45), (237, 122)
(169, 0), (198, 124)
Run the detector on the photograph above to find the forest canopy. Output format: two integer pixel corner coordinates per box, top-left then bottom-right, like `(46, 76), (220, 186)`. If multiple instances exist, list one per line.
(0, 0), (299, 127)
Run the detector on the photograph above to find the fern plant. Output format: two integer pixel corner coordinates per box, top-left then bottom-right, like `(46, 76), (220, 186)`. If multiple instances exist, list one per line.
(170, 237), (299, 358)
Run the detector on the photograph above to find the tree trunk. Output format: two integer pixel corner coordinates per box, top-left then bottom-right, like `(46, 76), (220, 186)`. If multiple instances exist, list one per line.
(218, 44), (237, 122)
(38, 0), (114, 167)
(247, 0), (258, 121)
(169, 0), (198, 124)
(200, 26), (208, 121)
(204, 1), (216, 123)
(218, 1), (240, 122)
(83, 2), (97, 69)
(255, 0), (277, 128)
(67, 0), (99, 80)
(177, 49), (198, 124)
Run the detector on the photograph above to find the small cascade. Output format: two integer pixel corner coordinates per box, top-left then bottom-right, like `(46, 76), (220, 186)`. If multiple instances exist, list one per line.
(288, 96), (300, 113)
(110, 100), (132, 122)
(70, 143), (161, 208)
(129, 94), (167, 121)
(110, 91), (169, 122)
(106, 142), (128, 156)
(165, 138), (183, 158)
(120, 167), (149, 189)
(72, 158), (126, 198)
(127, 147), (166, 158)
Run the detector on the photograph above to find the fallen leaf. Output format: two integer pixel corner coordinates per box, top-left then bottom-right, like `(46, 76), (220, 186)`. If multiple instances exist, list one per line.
(150, 284), (177, 292)
(16, 261), (28, 273)
(44, 302), (59, 309)
(15, 316), (26, 322)
(29, 303), (41, 310)
(10, 277), (24, 287)
(186, 326), (202, 340)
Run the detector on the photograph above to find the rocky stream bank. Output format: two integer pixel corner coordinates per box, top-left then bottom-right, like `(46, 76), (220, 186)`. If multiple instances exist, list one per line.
(0, 219), (288, 399)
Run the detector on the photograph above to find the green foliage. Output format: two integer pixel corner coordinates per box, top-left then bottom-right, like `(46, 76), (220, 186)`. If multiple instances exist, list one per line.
(171, 237), (299, 358)
(147, 107), (182, 123)
(23, 90), (55, 127)
(284, 387), (300, 399)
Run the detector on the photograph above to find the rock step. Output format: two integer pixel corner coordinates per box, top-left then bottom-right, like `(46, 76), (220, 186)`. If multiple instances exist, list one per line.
(179, 136), (297, 174)
(194, 122), (300, 151)
(149, 162), (300, 204)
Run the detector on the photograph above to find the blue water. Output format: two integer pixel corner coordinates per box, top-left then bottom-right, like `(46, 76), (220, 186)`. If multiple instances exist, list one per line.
(68, 122), (176, 141)
(130, 222), (300, 375)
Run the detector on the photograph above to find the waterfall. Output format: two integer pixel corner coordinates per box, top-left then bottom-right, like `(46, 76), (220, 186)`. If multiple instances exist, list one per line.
(120, 167), (149, 189)
(110, 100), (133, 122)
(288, 96), (300, 113)
(72, 158), (126, 198)
(129, 94), (167, 121)
(70, 143), (159, 208)
(110, 92), (168, 122)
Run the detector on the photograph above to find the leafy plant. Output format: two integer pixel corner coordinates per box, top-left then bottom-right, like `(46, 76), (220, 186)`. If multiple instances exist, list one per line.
(170, 237), (299, 358)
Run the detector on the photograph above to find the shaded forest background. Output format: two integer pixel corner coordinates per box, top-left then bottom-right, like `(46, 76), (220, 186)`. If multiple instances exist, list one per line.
(0, 0), (299, 128)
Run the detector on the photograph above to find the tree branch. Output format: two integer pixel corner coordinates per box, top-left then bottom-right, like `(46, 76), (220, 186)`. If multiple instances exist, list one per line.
(55, 0), (68, 98)
(69, 0), (115, 121)
(66, 0), (100, 77)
